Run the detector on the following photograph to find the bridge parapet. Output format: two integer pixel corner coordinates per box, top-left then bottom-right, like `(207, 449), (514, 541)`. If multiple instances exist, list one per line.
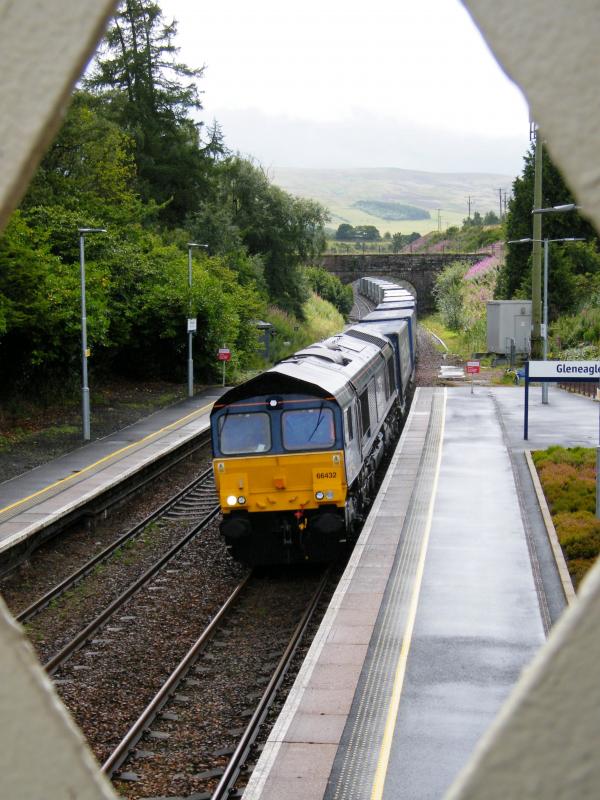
(320, 252), (484, 311)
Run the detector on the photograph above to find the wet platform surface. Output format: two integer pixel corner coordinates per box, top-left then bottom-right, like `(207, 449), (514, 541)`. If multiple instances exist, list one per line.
(243, 385), (598, 800)
(0, 387), (225, 556)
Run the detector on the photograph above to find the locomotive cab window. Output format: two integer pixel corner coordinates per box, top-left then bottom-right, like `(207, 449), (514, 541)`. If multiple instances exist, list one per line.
(344, 407), (354, 442)
(359, 389), (370, 438)
(219, 412), (271, 454)
(282, 408), (335, 450)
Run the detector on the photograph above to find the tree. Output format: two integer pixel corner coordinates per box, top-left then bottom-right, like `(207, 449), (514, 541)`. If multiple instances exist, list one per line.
(483, 211), (500, 225)
(22, 92), (145, 226)
(197, 157), (328, 317)
(500, 145), (598, 300)
(433, 261), (469, 331)
(354, 225), (380, 241)
(304, 266), (353, 316)
(463, 211), (484, 228)
(85, 0), (211, 224)
(335, 224), (355, 241)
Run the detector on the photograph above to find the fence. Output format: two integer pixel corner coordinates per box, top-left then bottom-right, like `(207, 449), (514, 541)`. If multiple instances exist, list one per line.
(559, 382), (599, 399)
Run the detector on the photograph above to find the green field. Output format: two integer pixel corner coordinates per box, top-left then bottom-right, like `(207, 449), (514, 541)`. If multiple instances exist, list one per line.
(271, 166), (513, 236)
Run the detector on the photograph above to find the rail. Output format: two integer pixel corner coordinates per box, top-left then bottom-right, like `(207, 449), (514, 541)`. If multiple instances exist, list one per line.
(17, 465), (214, 624)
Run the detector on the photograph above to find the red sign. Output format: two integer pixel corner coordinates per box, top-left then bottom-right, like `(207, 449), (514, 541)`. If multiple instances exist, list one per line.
(466, 360), (480, 374)
(217, 348), (231, 361)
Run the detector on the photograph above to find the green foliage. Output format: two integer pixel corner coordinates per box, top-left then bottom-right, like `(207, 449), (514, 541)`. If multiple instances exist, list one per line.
(499, 144), (598, 301)
(533, 446), (599, 586)
(354, 224), (381, 241)
(554, 511), (600, 561)
(549, 286), (600, 358)
(352, 200), (430, 221)
(0, 1), (331, 397)
(391, 231), (421, 253)
(304, 266), (353, 316)
(483, 211), (500, 225)
(85, 0), (212, 225)
(266, 295), (346, 363)
(432, 261), (470, 330)
(336, 223), (355, 241)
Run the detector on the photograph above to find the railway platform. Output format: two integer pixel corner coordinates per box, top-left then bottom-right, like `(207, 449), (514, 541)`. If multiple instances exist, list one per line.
(243, 384), (598, 800)
(0, 386), (224, 570)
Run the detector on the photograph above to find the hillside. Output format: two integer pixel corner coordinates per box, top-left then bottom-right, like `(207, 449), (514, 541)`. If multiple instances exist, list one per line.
(270, 167), (514, 235)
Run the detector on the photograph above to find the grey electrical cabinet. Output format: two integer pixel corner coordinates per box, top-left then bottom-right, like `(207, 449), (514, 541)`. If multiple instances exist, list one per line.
(486, 300), (532, 354)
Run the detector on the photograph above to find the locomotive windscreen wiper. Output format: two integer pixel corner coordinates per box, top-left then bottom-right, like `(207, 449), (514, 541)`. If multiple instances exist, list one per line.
(308, 402), (325, 442)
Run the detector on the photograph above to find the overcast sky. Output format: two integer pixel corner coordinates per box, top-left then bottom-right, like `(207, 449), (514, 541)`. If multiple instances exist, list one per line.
(160, 0), (530, 176)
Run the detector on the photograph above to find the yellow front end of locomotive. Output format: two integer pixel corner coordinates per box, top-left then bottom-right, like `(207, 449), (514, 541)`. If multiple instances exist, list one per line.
(213, 450), (346, 514)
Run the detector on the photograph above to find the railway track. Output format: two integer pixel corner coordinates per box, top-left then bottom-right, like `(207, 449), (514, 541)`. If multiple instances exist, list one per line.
(0, 430), (213, 580)
(102, 568), (333, 799)
(348, 289), (374, 322)
(43, 481), (219, 675)
(16, 465), (218, 626)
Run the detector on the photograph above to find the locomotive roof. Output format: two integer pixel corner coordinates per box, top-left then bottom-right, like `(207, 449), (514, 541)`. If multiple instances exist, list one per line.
(214, 327), (392, 410)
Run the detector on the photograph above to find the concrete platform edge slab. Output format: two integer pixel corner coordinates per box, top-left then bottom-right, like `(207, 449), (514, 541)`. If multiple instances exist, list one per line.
(242, 388), (438, 800)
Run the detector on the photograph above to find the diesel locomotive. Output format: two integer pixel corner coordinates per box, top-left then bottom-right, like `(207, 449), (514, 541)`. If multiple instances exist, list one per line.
(209, 277), (417, 565)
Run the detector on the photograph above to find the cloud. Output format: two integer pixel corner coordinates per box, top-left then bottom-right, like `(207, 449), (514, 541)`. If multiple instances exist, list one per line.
(210, 107), (529, 175)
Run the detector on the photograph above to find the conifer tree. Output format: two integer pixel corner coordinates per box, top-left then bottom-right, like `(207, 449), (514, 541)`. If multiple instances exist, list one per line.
(86, 0), (209, 223)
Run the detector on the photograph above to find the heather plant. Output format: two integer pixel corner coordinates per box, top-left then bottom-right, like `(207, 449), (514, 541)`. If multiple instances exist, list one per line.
(433, 254), (499, 351)
(533, 446), (600, 586)
(554, 511), (600, 561)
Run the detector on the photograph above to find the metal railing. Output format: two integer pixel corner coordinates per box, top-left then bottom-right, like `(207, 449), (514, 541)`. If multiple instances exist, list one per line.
(559, 382), (599, 399)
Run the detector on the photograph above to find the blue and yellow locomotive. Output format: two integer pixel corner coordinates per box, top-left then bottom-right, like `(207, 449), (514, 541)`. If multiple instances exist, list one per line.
(210, 278), (417, 564)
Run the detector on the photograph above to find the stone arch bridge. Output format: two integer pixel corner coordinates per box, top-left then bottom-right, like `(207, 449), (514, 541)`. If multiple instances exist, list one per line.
(320, 253), (484, 312)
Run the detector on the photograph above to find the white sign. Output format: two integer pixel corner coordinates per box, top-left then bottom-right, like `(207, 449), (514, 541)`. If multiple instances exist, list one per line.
(528, 360), (600, 379)
(187, 318), (197, 333)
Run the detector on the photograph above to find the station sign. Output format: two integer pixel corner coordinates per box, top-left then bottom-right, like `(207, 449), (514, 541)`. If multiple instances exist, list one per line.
(187, 318), (197, 333)
(528, 360), (600, 379)
(217, 348), (231, 361)
(466, 360), (480, 374)
(523, 360), (600, 440)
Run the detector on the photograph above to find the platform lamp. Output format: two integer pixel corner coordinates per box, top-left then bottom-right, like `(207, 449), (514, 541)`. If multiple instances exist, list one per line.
(187, 243), (209, 397)
(77, 227), (106, 441)
(508, 236), (584, 404)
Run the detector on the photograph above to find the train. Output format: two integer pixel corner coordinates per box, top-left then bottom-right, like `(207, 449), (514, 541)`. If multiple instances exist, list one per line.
(209, 277), (417, 565)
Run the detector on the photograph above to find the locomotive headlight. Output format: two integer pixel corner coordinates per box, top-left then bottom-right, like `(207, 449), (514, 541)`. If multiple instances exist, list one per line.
(315, 491), (325, 500)
(226, 495), (238, 506)
(237, 496), (246, 505)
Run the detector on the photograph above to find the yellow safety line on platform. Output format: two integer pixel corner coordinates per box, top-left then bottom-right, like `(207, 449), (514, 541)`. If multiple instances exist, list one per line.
(0, 402), (214, 517)
(370, 388), (447, 800)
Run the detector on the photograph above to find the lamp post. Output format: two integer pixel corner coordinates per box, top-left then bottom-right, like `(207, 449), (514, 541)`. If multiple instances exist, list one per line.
(77, 227), (106, 441)
(187, 243), (208, 398)
(508, 236), (584, 403)
(531, 201), (585, 402)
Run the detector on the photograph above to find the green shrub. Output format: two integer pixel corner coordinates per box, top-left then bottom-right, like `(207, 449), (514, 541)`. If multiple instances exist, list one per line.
(534, 446), (599, 586)
(554, 511), (600, 561)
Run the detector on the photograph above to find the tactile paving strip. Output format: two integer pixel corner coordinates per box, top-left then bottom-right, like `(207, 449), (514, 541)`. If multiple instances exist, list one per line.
(325, 390), (446, 800)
